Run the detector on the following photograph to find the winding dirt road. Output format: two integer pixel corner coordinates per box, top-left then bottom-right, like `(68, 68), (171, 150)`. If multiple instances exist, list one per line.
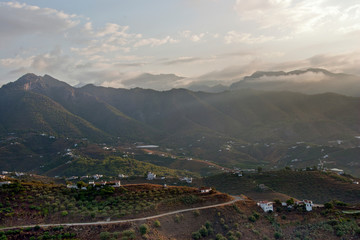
(1, 196), (242, 230)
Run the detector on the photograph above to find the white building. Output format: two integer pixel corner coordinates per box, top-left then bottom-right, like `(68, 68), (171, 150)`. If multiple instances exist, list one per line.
(296, 200), (313, 211)
(147, 172), (156, 180)
(199, 187), (212, 193)
(329, 168), (344, 175)
(181, 177), (192, 183)
(108, 181), (121, 187)
(257, 201), (274, 212)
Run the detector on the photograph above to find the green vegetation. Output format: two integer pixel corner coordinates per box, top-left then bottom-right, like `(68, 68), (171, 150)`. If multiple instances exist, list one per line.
(60, 155), (198, 178)
(201, 170), (360, 203)
(0, 181), (212, 226)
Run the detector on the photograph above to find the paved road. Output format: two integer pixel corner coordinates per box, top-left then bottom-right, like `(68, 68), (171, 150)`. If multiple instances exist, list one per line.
(1, 196), (242, 230)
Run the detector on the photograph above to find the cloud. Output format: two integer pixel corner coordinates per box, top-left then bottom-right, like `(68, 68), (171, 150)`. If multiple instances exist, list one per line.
(249, 71), (328, 83)
(133, 36), (178, 48)
(233, 0), (360, 34)
(0, 1), (78, 44)
(120, 73), (186, 90)
(224, 31), (275, 44)
(181, 30), (206, 42)
(162, 57), (204, 65)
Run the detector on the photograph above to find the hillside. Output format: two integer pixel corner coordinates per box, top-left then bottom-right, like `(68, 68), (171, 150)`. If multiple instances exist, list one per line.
(1, 180), (360, 240)
(198, 170), (360, 204)
(1, 74), (360, 177)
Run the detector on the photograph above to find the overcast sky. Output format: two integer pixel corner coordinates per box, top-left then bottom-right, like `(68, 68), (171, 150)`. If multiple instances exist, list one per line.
(1, 0), (359, 89)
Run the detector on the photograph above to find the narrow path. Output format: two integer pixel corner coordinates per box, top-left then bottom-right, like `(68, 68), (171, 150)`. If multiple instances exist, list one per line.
(1, 196), (242, 230)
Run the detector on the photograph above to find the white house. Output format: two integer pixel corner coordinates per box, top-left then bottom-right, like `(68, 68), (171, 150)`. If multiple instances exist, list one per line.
(181, 177), (192, 183)
(66, 184), (78, 189)
(296, 200), (313, 211)
(107, 181), (121, 187)
(257, 201), (274, 212)
(199, 187), (212, 193)
(147, 172), (156, 180)
(0, 181), (12, 186)
(330, 168), (344, 175)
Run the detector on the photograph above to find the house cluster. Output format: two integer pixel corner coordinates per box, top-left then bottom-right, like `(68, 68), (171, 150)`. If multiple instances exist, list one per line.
(1, 171), (25, 177)
(257, 199), (314, 212)
(67, 180), (121, 190)
(65, 174), (104, 181)
(0, 181), (12, 186)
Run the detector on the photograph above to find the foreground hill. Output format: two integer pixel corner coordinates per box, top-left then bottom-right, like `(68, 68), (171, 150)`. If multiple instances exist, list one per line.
(1, 180), (360, 240)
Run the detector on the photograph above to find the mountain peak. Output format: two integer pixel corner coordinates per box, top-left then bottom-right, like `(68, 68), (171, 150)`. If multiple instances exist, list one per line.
(2, 73), (71, 91)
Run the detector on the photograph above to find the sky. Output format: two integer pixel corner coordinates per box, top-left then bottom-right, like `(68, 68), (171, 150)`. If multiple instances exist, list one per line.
(0, 0), (360, 90)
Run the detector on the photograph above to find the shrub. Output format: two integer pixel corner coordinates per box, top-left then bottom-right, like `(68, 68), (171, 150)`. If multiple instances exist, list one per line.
(324, 202), (333, 209)
(199, 225), (208, 237)
(139, 224), (149, 235)
(154, 220), (161, 227)
(193, 209), (200, 217)
(121, 229), (135, 240)
(100, 231), (111, 240)
(61, 210), (68, 216)
(192, 231), (201, 240)
(274, 232), (282, 239)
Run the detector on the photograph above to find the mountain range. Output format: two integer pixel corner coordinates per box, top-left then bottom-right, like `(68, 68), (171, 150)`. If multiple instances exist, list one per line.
(1, 73), (359, 147)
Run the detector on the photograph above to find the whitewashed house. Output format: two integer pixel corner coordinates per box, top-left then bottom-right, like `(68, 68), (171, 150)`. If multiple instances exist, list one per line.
(257, 201), (274, 212)
(199, 187), (212, 193)
(147, 172), (156, 180)
(181, 177), (192, 183)
(107, 181), (121, 187)
(296, 200), (313, 211)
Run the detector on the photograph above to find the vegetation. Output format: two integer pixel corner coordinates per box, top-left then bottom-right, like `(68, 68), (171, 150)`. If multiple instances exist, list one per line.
(0, 181), (224, 227)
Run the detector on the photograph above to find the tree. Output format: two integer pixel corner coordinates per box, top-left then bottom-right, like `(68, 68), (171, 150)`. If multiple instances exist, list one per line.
(77, 181), (86, 189)
(286, 198), (294, 206)
(257, 166), (263, 173)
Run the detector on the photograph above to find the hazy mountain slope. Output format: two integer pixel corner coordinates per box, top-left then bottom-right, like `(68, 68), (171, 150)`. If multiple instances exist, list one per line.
(0, 89), (107, 140)
(230, 68), (360, 96)
(81, 84), (360, 143)
(2, 74), (158, 142)
(2, 73), (359, 146)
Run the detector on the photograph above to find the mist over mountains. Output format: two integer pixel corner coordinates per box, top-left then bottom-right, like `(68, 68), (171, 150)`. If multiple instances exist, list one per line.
(101, 68), (360, 96)
(1, 72), (359, 147)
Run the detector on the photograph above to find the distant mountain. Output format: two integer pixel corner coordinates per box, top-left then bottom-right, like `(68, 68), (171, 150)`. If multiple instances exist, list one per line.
(230, 68), (360, 96)
(122, 73), (185, 91)
(1, 73), (359, 146)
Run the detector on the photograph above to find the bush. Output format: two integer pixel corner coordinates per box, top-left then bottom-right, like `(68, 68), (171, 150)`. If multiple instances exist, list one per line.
(61, 210), (68, 216)
(274, 232), (282, 239)
(199, 225), (208, 237)
(154, 220), (161, 227)
(324, 202), (333, 209)
(139, 224), (149, 235)
(121, 229), (135, 240)
(100, 231), (111, 240)
(192, 231), (201, 240)
(193, 209), (200, 217)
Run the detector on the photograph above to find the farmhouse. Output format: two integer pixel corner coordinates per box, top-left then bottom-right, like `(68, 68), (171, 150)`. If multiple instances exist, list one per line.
(296, 200), (314, 211)
(257, 201), (273, 212)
